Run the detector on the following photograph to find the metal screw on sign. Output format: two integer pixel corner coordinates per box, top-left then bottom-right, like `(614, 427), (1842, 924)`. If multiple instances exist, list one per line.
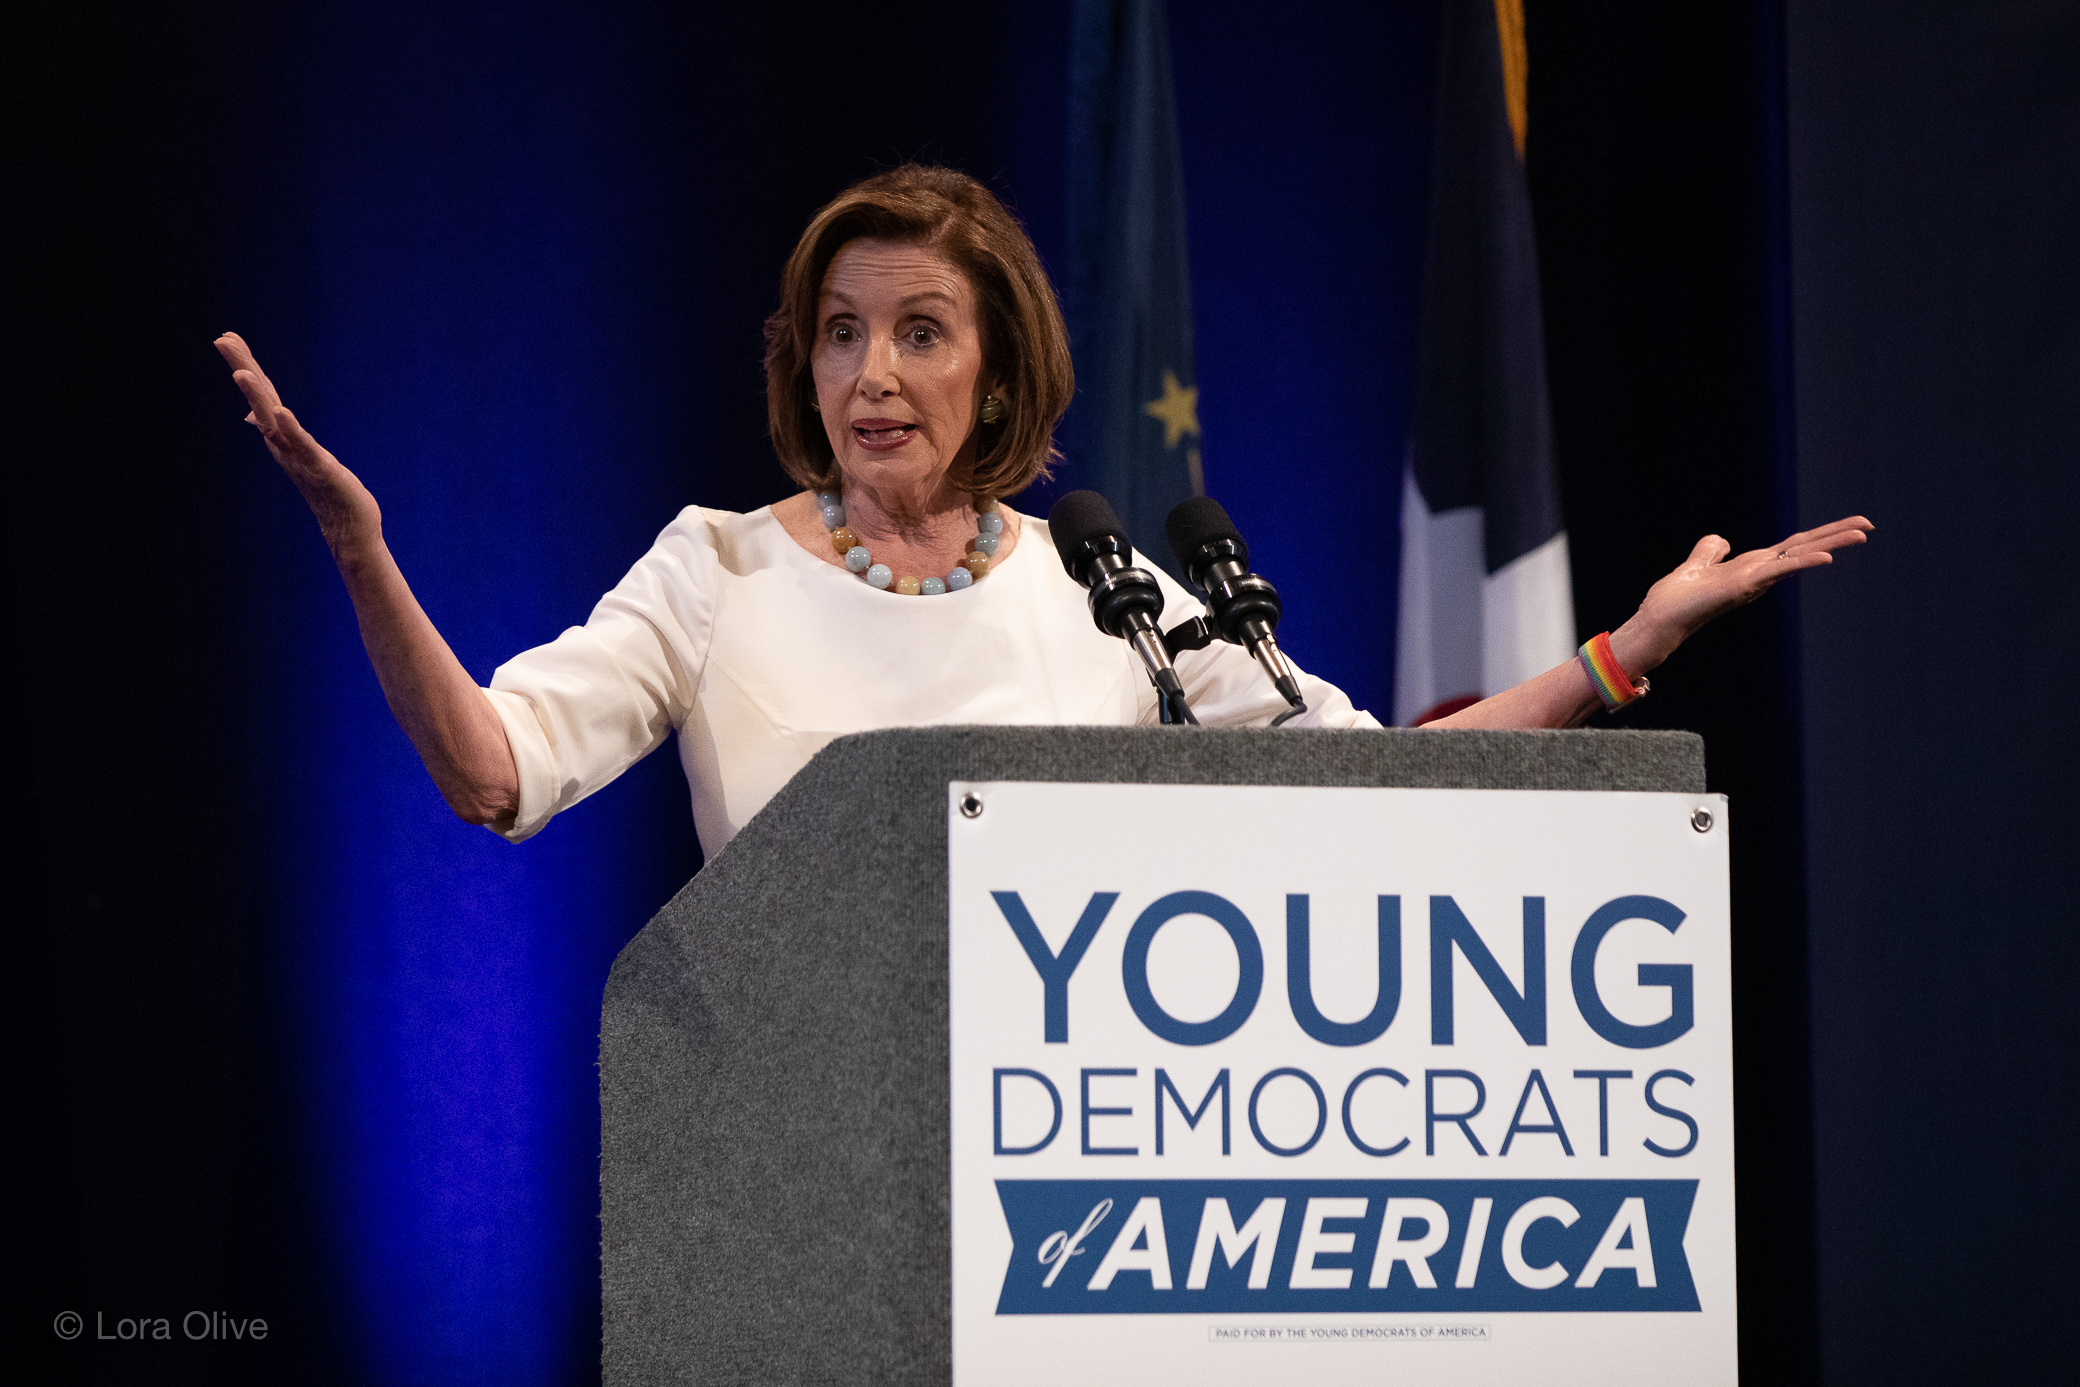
(1690, 807), (1714, 833)
(959, 792), (985, 819)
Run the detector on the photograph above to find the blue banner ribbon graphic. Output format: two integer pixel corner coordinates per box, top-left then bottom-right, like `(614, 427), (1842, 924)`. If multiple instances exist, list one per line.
(995, 1179), (1700, 1314)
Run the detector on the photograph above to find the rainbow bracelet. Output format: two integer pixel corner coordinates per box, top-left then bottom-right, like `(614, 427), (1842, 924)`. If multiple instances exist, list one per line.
(1577, 631), (1648, 713)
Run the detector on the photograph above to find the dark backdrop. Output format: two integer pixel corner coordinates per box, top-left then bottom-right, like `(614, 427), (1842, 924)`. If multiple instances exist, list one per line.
(1788, 2), (2080, 1382)
(15, 1), (2073, 1383)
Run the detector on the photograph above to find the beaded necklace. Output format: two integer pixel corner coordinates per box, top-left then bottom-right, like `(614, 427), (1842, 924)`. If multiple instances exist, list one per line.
(817, 489), (1004, 595)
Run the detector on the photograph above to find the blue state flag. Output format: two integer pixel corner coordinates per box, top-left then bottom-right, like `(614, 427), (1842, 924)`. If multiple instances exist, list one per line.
(1065, 0), (1203, 581)
(1394, 0), (1576, 725)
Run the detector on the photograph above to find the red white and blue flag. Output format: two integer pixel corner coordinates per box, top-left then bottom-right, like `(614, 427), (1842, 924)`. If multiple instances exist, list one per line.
(1395, 0), (1575, 725)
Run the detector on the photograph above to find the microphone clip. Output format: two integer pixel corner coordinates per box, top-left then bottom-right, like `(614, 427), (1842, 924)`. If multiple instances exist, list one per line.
(1160, 616), (1217, 659)
(1162, 614), (1308, 726)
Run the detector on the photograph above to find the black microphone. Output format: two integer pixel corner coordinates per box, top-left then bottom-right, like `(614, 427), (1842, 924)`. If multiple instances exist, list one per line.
(1164, 496), (1306, 714)
(1048, 490), (1198, 725)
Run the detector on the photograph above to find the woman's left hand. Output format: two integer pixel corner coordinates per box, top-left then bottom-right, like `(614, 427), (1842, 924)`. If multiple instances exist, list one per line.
(1612, 515), (1873, 674)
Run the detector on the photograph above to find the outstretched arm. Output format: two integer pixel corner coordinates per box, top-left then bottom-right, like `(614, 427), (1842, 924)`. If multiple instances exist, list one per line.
(1429, 517), (1874, 729)
(217, 333), (521, 826)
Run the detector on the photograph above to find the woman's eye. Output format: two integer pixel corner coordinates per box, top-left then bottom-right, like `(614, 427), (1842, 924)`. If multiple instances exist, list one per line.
(908, 326), (939, 347)
(829, 324), (858, 344)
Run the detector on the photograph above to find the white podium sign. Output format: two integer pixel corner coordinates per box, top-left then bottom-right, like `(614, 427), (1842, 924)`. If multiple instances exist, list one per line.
(948, 782), (1735, 1385)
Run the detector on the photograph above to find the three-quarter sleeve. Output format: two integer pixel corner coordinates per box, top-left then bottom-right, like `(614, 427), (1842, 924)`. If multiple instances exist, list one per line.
(483, 507), (722, 842)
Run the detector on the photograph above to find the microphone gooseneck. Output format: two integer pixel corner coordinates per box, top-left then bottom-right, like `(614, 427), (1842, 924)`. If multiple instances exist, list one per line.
(1163, 496), (1306, 715)
(1048, 491), (1198, 725)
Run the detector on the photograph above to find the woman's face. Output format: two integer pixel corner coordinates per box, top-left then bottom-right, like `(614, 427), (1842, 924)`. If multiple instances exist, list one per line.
(811, 238), (993, 500)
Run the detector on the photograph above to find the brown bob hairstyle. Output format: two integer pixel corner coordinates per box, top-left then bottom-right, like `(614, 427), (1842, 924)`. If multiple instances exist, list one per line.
(763, 165), (1074, 501)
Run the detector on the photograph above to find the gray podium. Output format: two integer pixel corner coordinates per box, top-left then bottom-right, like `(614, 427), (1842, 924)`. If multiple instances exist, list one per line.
(598, 726), (1705, 1384)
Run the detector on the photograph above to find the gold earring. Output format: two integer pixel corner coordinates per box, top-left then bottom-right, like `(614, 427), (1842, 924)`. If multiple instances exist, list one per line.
(979, 394), (1004, 424)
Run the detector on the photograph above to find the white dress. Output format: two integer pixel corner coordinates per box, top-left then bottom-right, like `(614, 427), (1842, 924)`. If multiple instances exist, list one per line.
(483, 506), (1382, 853)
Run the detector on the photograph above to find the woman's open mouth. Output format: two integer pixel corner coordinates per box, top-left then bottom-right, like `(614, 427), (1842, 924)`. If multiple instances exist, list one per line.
(852, 418), (917, 450)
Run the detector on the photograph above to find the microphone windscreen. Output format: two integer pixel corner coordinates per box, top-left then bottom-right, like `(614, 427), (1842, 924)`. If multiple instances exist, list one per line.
(1166, 495), (1249, 572)
(1048, 490), (1130, 571)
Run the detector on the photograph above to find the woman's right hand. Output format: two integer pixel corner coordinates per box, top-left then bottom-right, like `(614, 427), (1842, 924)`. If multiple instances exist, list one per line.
(215, 333), (381, 550)
(215, 331), (521, 826)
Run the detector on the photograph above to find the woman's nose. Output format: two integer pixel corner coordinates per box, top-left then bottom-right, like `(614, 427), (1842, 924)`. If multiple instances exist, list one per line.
(858, 337), (900, 396)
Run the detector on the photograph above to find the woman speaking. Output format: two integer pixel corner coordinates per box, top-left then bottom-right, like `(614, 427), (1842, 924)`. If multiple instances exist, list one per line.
(216, 165), (1869, 855)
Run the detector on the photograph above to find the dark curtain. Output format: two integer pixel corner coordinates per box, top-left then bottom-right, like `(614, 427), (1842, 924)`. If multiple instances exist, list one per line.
(1789, 2), (2080, 1382)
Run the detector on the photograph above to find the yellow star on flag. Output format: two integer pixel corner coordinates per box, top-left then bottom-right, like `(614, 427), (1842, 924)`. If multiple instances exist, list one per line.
(1142, 370), (1201, 450)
